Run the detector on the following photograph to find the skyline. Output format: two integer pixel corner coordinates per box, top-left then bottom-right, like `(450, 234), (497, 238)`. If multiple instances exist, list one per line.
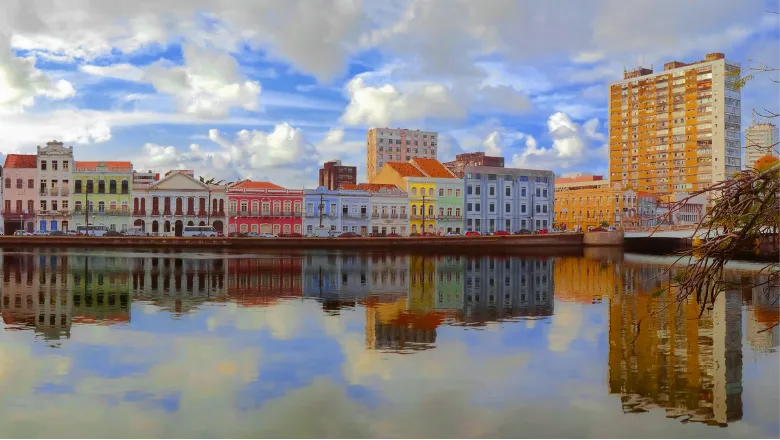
(1, 1), (778, 188)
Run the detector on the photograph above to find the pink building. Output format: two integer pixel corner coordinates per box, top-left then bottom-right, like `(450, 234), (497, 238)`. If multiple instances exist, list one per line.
(3, 154), (39, 233)
(227, 181), (303, 236)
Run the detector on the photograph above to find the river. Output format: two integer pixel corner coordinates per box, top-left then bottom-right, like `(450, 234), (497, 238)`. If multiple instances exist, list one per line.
(0, 248), (778, 438)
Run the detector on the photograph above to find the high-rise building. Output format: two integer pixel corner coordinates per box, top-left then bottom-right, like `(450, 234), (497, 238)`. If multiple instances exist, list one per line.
(366, 128), (438, 181)
(443, 152), (505, 178)
(744, 122), (778, 168)
(608, 53), (742, 201)
(318, 160), (356, 190)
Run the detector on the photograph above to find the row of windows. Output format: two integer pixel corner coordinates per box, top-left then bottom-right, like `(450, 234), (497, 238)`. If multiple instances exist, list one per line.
(466, 218), (549, 232)
(466, 202), (547, 214)
(230, 224), (302, 234)
(465, 174), (548, 183)
(231, 201), (302, 212)
(39, 160), (69, 171)
(409, 205), (461, 217)
(467, 185), (547, 198)
(408, 187), (461, 198)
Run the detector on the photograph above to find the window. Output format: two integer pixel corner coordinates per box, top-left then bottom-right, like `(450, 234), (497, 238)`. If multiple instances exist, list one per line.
(412, 205), (418, 216)
(40, 200), (47, 211)
(438, 188), (444, 197)
(109, 180), (117, 194)
(16, 179), (22, 189)
(86, 180), (94, 193)
(428, 205), (434, 216)
(505, 186), (511, 197)
(75, 201), (82, 212)
(121, 180), (129, 194)
(475, 185), (481, 195)
(98, 201), (105, 213)
(98, 180), (106, 193)
(489, 203), (495, 213)
(447, 188), (452, 196)
(536, 188), (541, 197)
(521, 188), (527, 197)
(455, 208), (460, 216)
(63, 161), (69, 170)
(489, 186), (495, 196)
(40, 160), (47, 171)
(475, 203), (481, 212)
(28, 179), (34, 189)
(455, 189), (461, 197)
(506, 219), (511, 231)
(467, 203), (472, 212)
(543, 189), (548, 198)
(3, 178), (9, 188)
(428, 188), (433, 197)
(467, 185), (472, 195)
(542, 205), (548, 213)
(52, 161), (58, 171)
(521, 204), (527, 213)
(535, 205), (541, 213)
(412, 187), (417, 196)
(439, 207), (444, 217)
(505, 203), (511, 213)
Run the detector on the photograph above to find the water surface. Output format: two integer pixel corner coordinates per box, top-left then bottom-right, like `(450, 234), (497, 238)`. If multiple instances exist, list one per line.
(1, 248), (778, 438)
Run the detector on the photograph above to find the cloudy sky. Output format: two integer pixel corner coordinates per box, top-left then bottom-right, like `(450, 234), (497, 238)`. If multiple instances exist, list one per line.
(1, 0), (778, 187)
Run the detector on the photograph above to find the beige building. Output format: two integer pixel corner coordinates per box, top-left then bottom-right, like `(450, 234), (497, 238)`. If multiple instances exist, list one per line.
(609, 53), (742, 201)
(744, 122), (778, 168)
(366, 128), (438, 180)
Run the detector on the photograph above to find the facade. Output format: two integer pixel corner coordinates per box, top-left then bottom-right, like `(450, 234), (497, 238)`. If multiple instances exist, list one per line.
(72, 161), (133, 232)
(608, 53), (742, 201)
(302, 186), (370, 236)
(366, 127), (438, 180)
(465, 165), (554, 233)
(2, 154), (38, 233)
(744, 122), (778, 168)
(342, 183), (409, 236)
(553, 173), (636, 230)
(36, 141), (73, 232)
(443, 152), (505, 178)
(371, 158), (461, 235)
(227, 180), (303, 235)
(655, 193), (707, 226)
(132, 170), (160, 185)
(133, 170), (228, 236)
(318, 160), (356, 190)
(636, 192), (660, 227)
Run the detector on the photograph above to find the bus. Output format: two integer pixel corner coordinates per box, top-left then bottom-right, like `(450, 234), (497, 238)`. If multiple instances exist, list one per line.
(182, 226), (218, 237)
(76, 225), (109, 237)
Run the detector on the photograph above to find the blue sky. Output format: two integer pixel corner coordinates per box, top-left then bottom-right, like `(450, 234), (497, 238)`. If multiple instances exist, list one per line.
(1, 0), (778, 187)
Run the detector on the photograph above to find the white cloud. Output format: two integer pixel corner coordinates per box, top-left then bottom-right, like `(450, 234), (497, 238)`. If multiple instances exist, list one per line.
(143, 44), (261, 118)
(482, 131), (503, 156)
(511, 112), (605, 171)
(79, 63), (144, 82)
(0, 33), (74, 113)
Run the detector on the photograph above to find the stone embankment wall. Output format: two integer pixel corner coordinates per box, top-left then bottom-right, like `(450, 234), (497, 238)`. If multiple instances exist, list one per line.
(583, 231), (624, 247)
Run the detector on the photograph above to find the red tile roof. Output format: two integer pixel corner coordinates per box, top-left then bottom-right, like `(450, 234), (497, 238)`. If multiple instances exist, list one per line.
(555, 175), (603, 184)
(338, 184), (358, 190)
(231, 180), (284, 190)
(386, 162), (426, 178)
(74, 161), (133, 171)
(4, 154), (37, 168)
(411, 158), (457, 178)
(357, 183), (401, 192)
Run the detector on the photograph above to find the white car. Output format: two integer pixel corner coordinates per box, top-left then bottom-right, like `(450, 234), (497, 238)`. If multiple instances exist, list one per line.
(32, 230), (49, 236)
(259, 232), (277, 238)
(246, 232), (261, 237)
(66, 230), (78, 236)
(445, 231), (460, 236)
(13, 230), (31, 236)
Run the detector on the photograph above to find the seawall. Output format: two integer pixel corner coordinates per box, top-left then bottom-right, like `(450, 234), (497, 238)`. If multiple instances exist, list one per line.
(0, 233), (584, 252)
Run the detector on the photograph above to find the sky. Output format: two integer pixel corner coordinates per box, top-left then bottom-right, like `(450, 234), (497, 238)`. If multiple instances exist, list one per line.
(0, 0), (778, 187)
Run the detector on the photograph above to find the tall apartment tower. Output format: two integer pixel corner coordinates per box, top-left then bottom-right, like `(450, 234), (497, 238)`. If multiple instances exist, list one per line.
(366, 128), (438, 180)
(608, 53), (742, 201)
(744, 122), (778, 168)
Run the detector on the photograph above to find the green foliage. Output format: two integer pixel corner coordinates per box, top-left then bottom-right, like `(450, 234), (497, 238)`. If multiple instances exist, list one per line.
(599, 221), (609, 227)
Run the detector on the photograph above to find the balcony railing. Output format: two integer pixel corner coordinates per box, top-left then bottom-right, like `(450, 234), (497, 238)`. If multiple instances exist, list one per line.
(106, 209), (130, 216)
(437, 215), (462, 220)
(371, 213), (380, 219)
(410, 214), (435, 220)
(2, 210), (36, 216)
(38, 210), (71, 217)
(133, 210), (147, 216)
(390, 213), (399, 219)
(380, 213), (390, 219)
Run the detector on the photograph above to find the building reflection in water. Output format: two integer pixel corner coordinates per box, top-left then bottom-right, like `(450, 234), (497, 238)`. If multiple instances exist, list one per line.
(1, 249), (777, 428)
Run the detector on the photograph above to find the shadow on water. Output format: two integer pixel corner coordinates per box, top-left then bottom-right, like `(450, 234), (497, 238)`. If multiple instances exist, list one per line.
(0, 247), (777, 437)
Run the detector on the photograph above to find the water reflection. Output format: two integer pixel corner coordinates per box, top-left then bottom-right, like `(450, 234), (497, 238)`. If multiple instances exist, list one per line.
(0, 248), (777, 437)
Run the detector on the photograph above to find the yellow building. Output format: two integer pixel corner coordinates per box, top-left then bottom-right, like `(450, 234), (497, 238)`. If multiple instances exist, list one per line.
(371, 158), (459, 235)
(72, 161), (133, 232)
(608, 53), (742, 201)
(553, 174), (636, 230)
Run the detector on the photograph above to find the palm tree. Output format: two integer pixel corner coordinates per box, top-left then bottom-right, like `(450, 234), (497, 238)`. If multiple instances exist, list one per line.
(199, 176), (234, 225)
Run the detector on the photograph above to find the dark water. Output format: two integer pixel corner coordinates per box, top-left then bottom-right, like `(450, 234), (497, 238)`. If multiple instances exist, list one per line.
(0, 248), (778, 438)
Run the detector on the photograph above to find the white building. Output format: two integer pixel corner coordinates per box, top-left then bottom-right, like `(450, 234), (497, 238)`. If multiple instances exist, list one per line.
(36, 141), (73, 232)
(347, 183), (409, 236)
(131, 170), (228, 236)
(744, 122), (778, 168)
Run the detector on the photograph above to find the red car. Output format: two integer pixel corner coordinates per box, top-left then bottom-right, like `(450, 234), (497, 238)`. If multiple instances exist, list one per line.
(590, 227), (607, 232)
(537, 229), (549, 234)
(386, 233), (401, 237)
(337, 232), (360, 238)
(279, 232), (303, 238)
(368, 232), (385, 237)
(421, 232), (437, 237)
(492, 230), (510, 236)
(465, 231), (481, 237)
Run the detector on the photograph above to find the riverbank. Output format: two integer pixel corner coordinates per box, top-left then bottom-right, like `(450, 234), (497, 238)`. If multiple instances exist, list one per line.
(0, 233), (585, 251)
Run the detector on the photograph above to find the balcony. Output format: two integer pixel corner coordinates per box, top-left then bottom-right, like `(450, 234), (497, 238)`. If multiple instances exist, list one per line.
(3, 210), (36, 217)
(438, 215), (462, 221)
(410, 215), (436, 220)
(390, 213), (399, 219)
(132, 210), (147, 216)
(38, 210), (71, 217)
(371, 213), (380, 219)
(380, 213), (390, 219)
(105, 209), (130, 216)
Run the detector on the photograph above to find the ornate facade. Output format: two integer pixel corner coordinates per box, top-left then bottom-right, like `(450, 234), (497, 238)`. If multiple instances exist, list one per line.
(36, 141), (74, 232)
(227, 180), (303, 235)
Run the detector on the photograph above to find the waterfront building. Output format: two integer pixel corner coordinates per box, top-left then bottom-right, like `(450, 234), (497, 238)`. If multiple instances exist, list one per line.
(132, 169), (228, 236)
(227, 180), (303, 236)
(70, 254), (131, 325)
(371, 158), (461, 235)
(553, 173), (635, 231)
(366, 127), (438, 180)
(36, 141), (73, 232)
(2, 154), (38, 233)
(434, 255), (465, 310)
(302, 186), (370, 236)
(341, 183), (408, 236)
(1, 251), (38, 328)
(319, 160), (356, 190)
(72, 161), (133, 232)
(636, 192), (660, 227)
(227, 256), (303, 306)
(744, 122), (778, 168)
(465, 165), (554, 233)
(443, 152), (505, 178)
(609, 53), (742, 201)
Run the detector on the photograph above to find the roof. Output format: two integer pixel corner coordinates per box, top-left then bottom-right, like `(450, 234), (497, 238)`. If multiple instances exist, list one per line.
(386, 162), (426, 178)
(340, 183), (401, 192)
(411, 158), (457, 178)
(555, 175), (604, 184)
(338, 184), (358, 190)
(4, 154), (37, 168)
(231, 180), (284, 190)
(74, 161), (133, 171)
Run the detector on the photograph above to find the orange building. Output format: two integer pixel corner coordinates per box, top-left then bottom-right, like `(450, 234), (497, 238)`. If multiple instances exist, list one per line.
(608, 53), (742, 201)
(553, 174), (636, 230)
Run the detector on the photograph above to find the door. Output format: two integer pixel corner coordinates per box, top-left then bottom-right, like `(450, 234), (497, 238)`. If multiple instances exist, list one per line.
(260, 223), (272, 233)
(175, 220), (183, 237)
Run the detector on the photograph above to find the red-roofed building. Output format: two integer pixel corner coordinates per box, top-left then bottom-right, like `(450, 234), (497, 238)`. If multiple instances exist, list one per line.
(3, 153), (39, 233)
(227, 180), (303, 235)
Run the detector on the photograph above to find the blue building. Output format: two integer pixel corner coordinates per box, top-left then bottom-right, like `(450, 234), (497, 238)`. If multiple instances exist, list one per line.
(303, 186), (371, 236)
(464, 166), (555, 233)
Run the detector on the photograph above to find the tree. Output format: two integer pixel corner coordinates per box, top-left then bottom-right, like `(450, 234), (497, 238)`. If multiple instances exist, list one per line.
(639, 57), (780, 338)
(199, 176), (234, 225)
(599, 221), (610, 228)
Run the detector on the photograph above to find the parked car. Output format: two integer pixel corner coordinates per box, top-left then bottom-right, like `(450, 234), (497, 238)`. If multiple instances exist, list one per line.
(259, 232), (278, 238)
(104, 230), (124, 236)
(513, 229), (532, 235)
(607, 226), (617, 232)
(536, 229), (549, 235)
(246, 232), (261, 237)
(492, 230), (510, 236)
(32, 230), (50, 236)
(66, 230), (78, 236)
(464, 231), (481, 237)
(337, 232), (360, 238)
(48, 231), (67, 236)
(368, 232), (385, 237)
(590, 227), (607, 232)
(444, 231), (461, 237)
(279, 232), (303, 238)
(386, 233), (401, 237)
(13, 230), (31, 236)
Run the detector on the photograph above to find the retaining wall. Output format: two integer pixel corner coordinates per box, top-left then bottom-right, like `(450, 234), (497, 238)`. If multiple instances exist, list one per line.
(583, 230), (624, 247)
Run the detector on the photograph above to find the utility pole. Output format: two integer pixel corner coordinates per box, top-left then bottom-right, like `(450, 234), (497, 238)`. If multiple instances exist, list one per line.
(421, 193), (426, 234)
(85, 181), (90, 236)
(318, 193), (324, 228)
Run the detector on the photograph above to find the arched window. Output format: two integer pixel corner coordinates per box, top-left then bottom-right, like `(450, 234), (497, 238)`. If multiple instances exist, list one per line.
(411, 187), (417, 196)
(121, 180), (129, 194)
(411, 205), (417, 216)
(4, 178), (10, 188)
(109, 180), (117, 194)
(455, 189), (460, 197)
(428, 188), (433, 197)
(98, 180), (106, 193)
(439, 207), (444, 216)
(428, 205), (434, 216)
